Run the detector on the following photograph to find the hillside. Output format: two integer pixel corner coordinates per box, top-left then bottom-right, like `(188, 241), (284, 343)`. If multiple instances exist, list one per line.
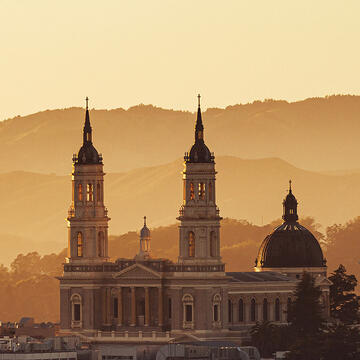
(1, 156), (360, 265)
(1, 96), (360, 175)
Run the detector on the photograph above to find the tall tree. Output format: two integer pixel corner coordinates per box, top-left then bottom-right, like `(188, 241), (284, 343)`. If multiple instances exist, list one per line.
(286, 272), (324, 360)
(329, 264), (360, 324)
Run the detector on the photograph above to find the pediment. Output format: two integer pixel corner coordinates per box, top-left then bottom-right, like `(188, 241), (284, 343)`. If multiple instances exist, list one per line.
(113, 263), (161, 280)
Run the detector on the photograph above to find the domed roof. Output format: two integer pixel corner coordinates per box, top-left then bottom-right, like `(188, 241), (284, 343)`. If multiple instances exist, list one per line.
(256, 222), (325, 268)
(77, 143), (101, 164)
(186, 95), (214, 164)
(75, 98), (102, 165)
(256, 182), (326, 269)
(189, 141), (212, 163)
(140, 216), (150, 238)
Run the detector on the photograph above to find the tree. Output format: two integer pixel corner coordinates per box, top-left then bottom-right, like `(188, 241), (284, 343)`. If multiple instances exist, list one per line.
(329, 264), (360, 324)
(250, 321), (276, 358)
(286, 272), (324, 360)
(321, 323), (360, 360)
(288, 272), (324, 337)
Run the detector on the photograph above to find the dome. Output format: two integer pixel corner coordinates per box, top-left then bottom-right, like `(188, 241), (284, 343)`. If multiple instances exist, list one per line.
(256, 182), (326, 269)
(256, 222), (325, 268)
(188, 141), (212, 163)
(77, 143), (101, 164)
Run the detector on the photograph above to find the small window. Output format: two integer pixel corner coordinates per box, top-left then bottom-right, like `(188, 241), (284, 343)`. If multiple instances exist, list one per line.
(190, 183), (195, 200)
(275, 298), (280, 321)
(198, 183), (205, 200)
(77, 232), (83, 257)
(74, 304), (81, 321)
(87, 184), (93, 201)
(251, 299), (256, 322)
(86, 132), (91, 142)
(287, 297), (292, 322)
(185, 304), (192, 322)
(188, 232), (195, 257)
(214, 304), (219, 322)
(78, 183), (83, 201)
(228, 300), (233, 323)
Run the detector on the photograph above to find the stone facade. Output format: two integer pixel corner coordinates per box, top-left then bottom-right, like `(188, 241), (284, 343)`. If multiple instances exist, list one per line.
(59, 99), (330, 341)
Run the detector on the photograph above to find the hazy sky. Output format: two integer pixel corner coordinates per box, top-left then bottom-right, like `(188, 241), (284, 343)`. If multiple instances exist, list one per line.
(1, 0), (360, 120)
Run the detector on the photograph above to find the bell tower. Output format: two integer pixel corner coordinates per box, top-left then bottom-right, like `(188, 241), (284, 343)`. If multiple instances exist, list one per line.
(67, 98), (110, 263)
(177, 95), (222, 265)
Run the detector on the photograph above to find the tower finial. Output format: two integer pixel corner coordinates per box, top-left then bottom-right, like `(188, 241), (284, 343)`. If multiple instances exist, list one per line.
(85, 96), (89, 110)
(197, 94), (201, 108)
(144, 216), (146, 226)
(289, 179), (292, 193)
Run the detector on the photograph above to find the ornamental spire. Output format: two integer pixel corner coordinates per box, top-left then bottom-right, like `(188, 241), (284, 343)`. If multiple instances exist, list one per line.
(83, 96), (92, 144)
(195, 93), (204, 141)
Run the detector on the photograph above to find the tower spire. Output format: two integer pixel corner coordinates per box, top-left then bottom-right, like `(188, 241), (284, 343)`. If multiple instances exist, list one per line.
(83, 96), (92, 144)
(289, 179), (292, 193)
(195, 94), (204, 141)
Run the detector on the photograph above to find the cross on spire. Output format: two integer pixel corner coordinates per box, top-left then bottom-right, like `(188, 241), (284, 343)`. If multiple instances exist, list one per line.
(85, 96), (89, 110)
(197, 94), (201, 108)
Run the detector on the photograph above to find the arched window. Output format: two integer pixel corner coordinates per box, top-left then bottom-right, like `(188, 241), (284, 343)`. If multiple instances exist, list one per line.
(188, 232), (195, 257)
(87, 183), (93, 201)
(213, 294), (221, 323)
(228, 299), (233, 323)
(250, 299), (256, 322)
(209, 182), (213, 201)
(77, 232), (83, 257)
(97, 182), (101, 202)
(238, 299), (244, 322)
(182, 294), (194, 329)
(190, 183), (195, 200)
(287, 297), (292, 322)
(263, 298), (268, 321)
(71, 294), (82, 328)
(198, 183), (205, 200)
(98, 231), (104, 257)
(78, 183), (83, 201)
(210, 231), (216, 257)
(275, 298), (280, 321)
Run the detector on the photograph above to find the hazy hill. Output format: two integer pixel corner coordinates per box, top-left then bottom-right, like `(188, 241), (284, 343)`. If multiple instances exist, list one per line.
(1, 156), (360, 265)
(2, 95), (360, 174)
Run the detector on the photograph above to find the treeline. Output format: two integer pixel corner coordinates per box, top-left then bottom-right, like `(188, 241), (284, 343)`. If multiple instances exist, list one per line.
(0, 216), (359, 322)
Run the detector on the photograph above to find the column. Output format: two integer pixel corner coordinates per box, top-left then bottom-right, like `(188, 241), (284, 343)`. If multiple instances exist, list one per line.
(117, 287), (123, 326)
(256, 299), (262, 322)
(106, 287), (111, 325)
(101, 287), (106, 325)
(130, 287), (136, 326)
(145, 287), (150, 326)
(158, 287), (163, 327)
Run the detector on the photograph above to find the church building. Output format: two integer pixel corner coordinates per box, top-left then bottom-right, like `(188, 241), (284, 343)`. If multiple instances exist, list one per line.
(59, 97), (330, 342)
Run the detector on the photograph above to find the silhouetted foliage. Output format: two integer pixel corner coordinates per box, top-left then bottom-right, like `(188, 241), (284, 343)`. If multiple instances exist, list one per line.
(320, 324), (360, 360)
(286, 272), (324, 360)
(329, 264), (360, 324)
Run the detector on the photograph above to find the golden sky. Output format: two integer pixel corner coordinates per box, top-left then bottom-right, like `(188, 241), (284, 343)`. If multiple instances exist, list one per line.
(1, 0), (360, 119)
